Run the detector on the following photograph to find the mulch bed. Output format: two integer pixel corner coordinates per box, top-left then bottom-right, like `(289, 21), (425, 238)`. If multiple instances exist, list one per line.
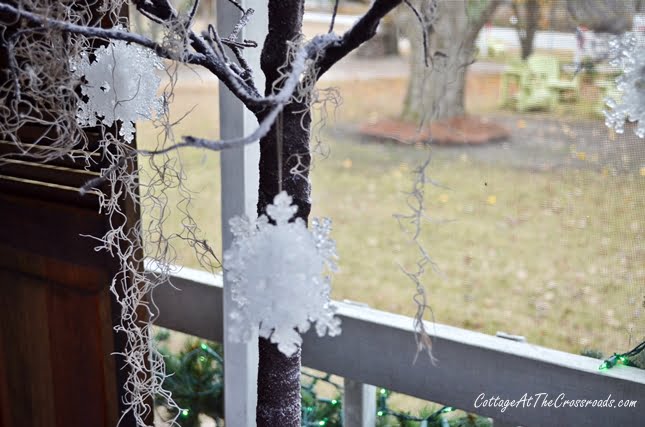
(358, 116), (510, 145)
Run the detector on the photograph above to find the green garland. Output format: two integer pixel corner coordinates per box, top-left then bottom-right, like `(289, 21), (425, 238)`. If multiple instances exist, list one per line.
(155, 333), (225, 426)
(301, 372), (343, 427)
(154, 333), (492, 427)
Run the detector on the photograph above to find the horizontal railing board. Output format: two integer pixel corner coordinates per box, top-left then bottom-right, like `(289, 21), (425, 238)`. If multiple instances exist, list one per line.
(151, 266), (645, 426)
(148, 264), (224, 343)
(302, 303), (645, 426)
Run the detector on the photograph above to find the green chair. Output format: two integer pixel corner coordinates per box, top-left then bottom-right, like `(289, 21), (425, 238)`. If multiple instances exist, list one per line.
(516, 67), (558, 112)
(500, 58), (528, 108)
(508, 54), (580, 112)
(527, 54), (580, 102)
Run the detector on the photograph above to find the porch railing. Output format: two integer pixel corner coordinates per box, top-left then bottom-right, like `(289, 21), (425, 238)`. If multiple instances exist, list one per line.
(150, 265), (645, 427)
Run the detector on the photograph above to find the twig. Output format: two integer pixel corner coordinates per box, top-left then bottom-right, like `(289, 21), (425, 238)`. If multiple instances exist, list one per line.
(228, 7), (255, 42)
(186, 0), (201, 27)
(315, 0), (404, 79)
(403, 0), (429, 67)
(143, 33), (337, 155)
(225, 0), (245, 14)
(329, 0), (340, 33)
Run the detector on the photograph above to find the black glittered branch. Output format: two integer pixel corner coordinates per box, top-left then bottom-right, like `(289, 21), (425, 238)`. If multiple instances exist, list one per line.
(315, 0), (404, 79)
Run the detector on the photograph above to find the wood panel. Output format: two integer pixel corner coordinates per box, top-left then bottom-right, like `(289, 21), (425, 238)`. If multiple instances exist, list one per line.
(0, 2), (142, 426)
(0, 190), (133, 427)
(0, 270), (119, 427)
(0, 273), (56, 427)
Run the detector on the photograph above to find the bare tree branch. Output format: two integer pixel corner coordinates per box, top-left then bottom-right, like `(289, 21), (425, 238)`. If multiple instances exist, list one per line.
(186, 0), (201, 28)
(131, 0), (178, 22)
(0, 0), (412, 158)
(203, 7), (258, 87)
(228, 7), (255, 42)
(0, 1), (268, 114)
(133, 0), (264, 108)
(143, 34), (338, 155)
(225, 0), (246, 14)
(0, 2), (203, 63)
(315, 0), (404, 79)
(404, 0), (430, 67)
(329, 0), (340, 33)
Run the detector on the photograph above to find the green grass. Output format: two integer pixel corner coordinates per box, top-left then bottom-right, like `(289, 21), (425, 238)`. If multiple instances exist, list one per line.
(310, 136), (643, 355)
(139, 78), (644, 358)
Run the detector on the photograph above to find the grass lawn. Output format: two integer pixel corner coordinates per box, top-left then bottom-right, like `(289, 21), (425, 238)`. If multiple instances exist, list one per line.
(139, 75), (644, 359)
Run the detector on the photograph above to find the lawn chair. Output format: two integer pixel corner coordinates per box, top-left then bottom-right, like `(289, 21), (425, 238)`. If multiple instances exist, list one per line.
(514, 54), (582, 112)
(500, 58), (527, 108)
(516, 67), (559, 112)
(528, 54), (580, 102)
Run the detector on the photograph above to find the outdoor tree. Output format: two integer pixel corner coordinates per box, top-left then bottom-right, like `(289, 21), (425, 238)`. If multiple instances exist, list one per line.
(512, 0), (545, 60)
(401, 0), (501, 122)
(0, 0), (420, 426)
(566, 0), (638, 33)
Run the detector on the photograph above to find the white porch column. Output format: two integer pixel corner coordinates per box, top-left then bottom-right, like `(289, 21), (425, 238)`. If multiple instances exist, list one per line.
(343, 379), (377, 427)
(218, 1), (267, 426)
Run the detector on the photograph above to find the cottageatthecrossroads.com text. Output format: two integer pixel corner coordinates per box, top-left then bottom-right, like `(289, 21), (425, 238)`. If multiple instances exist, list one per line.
(474, 393), (638, 413)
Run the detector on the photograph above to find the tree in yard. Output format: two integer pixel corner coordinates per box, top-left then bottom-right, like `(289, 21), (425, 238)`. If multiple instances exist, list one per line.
(512, 0), (544, 60)
(0, 0), (413, 426)
(566, 0), (638, 34)
(401, 0), (501, 122)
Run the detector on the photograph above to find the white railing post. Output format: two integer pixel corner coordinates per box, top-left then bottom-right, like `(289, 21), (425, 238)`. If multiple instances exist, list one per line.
(343, 379), (376, 427)
(218, 1), (267, 426)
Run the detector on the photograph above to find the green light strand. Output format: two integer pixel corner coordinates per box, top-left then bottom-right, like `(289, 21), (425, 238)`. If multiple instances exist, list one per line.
(376, 388), (455, 423)
(157, 336), (491, 427)
(598, 340), (645, 371)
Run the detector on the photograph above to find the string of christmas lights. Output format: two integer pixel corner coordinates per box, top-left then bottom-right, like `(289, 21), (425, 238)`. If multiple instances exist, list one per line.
(598, 339), (645, 371)
(155, 335), (490, 426)
(377, 387), (455, 423)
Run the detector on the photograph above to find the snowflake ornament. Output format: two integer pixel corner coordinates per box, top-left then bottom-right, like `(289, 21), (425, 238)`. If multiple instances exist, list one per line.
(71, 37), (163, 143)
(224, 192), (341, 356)
(604, 33), (645, 138)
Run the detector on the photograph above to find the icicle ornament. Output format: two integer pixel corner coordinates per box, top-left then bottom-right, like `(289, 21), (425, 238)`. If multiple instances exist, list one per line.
(605, 32), (645, 138)
(71, 37), (163, 143)
(224, 192), (341, 356)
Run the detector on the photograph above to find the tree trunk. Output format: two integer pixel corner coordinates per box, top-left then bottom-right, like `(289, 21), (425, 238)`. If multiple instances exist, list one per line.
(402, 0), (493, 122)
(567, 0), (636, 34)
(357, 16), (399, 57)
(255, 1), (310, 426)
(255, 97), (311, 427)
(514, 0), (540, 60)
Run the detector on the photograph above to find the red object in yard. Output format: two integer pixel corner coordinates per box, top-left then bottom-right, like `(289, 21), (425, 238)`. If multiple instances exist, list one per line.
(358, 116), (510, 145)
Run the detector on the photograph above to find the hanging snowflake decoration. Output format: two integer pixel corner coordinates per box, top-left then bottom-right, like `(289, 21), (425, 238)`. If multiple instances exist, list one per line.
(604, 32), (645, 138)
(71, 38), (163, 143)
(224, 192), (341, 356)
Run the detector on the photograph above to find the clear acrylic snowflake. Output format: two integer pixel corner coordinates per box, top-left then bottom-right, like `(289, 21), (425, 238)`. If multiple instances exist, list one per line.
(605, 32), (645, 138)
(71, 38), (163, 143)
(223, 192), (341, 356)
